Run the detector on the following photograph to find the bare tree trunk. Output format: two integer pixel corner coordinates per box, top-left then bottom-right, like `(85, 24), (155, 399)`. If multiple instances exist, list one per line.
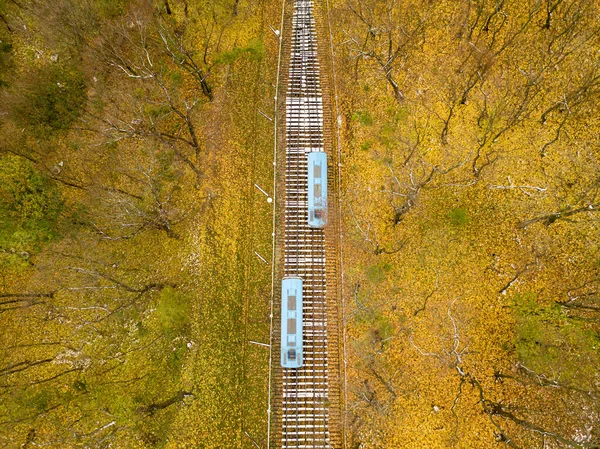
(0, 12), (12, 32)
(519, 202), (600, 228)
(200, 76), (213, 101)
(0, 292), (55, 313)
(0, 358), (55, 378)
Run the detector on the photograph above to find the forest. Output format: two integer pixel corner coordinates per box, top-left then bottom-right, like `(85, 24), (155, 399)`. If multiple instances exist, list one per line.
(0, 0), (277, 447)
(0, 0), (599, 448)
(330, 0), (600, 447)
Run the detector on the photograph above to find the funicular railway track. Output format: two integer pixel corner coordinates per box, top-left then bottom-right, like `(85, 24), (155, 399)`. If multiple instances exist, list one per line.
(271, 0), (341, 448)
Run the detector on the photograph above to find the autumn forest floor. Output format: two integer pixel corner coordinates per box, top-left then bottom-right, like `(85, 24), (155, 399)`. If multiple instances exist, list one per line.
(1, 0), (599, 448)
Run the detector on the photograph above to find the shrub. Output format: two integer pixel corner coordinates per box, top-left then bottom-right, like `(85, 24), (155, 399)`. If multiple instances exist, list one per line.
(448, 207), (469, 226)
(157, 287), (191, 336)
(0, 156), (63, 266)
(352, 109), (374, 126)
(215, 38), (265, 65)
(365, 261), (392, 283)
(14, 64), (86, 133)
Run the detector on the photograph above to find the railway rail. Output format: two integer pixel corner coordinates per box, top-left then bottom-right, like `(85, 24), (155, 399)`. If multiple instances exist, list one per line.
(271, 0), (342, 448)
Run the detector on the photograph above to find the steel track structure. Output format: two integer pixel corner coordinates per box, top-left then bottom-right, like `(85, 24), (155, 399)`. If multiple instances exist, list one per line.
(277, 1), (334, 448)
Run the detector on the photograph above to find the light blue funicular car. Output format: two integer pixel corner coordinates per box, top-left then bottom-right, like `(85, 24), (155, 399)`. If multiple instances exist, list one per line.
(307, 151), (328, 228)
(281, 277), (303, 369)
